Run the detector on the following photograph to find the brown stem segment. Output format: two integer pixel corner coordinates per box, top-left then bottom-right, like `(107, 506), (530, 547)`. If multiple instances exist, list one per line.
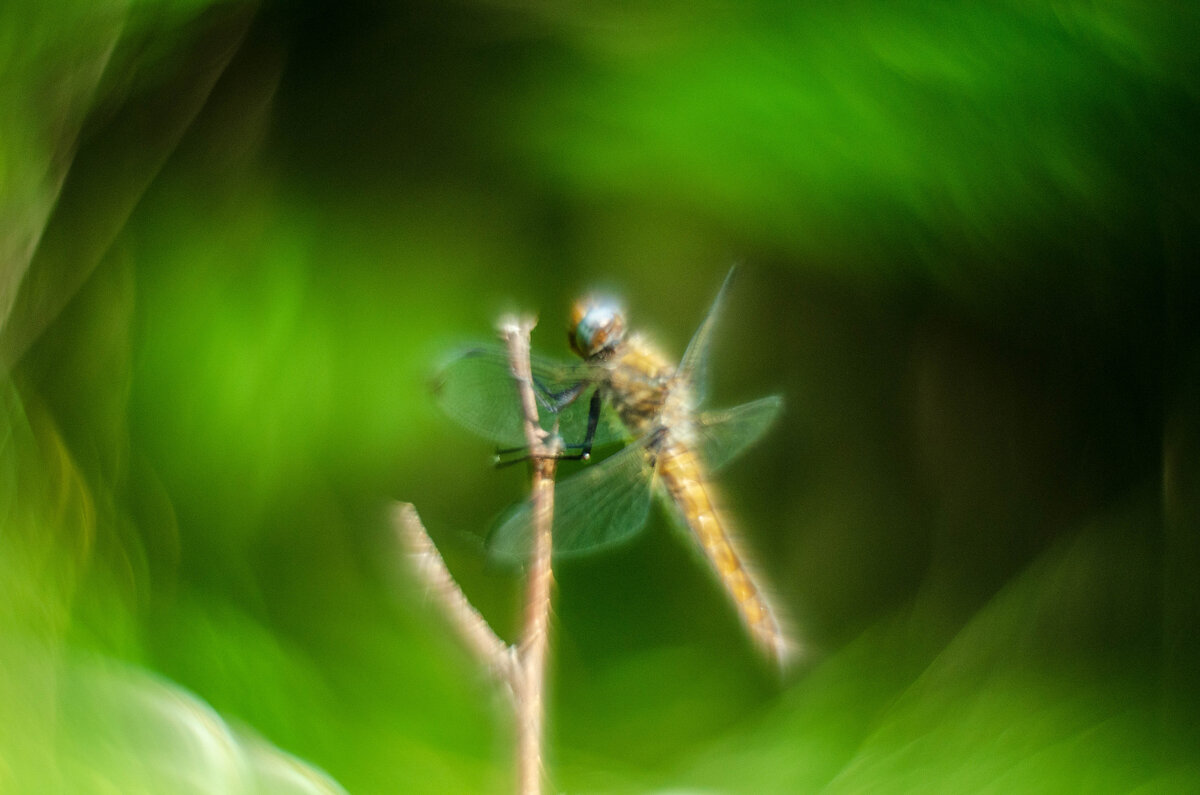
(393, 503), (513, 680)
(397, 316), (559, 795)
(501, 316), (560, 795)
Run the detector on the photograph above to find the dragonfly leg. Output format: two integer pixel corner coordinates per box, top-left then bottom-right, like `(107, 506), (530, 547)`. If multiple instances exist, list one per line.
(494, 445), (592, 468)
(577, 388), (602, 460)
(533, 378), (588, 413)
(494, 390), (604, 468)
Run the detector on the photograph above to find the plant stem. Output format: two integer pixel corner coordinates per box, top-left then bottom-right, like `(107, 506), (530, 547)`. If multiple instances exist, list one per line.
(501, 316), (559, 795)
(396, 315), (559, 795)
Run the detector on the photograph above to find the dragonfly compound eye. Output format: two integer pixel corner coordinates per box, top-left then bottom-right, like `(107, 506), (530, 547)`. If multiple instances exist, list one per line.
(568, 296), (626, 359)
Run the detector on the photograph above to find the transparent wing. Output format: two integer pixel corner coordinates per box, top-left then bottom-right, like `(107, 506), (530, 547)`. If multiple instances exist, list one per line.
(487, 441), (657, 564)
(696, 395), (783, 471)
(431, 344), (628, 449)
(675, 266), (737, 404)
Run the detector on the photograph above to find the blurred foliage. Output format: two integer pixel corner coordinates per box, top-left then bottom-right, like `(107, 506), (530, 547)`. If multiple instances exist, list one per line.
(2, 0), (1199, 792)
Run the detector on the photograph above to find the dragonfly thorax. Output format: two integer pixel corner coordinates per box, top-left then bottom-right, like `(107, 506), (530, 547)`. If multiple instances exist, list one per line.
(597, 333), (682, 440)
(569, 296), (627, 360)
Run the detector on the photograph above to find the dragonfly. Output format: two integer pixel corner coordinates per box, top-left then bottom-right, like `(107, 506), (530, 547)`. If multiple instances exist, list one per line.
(432, 269), (794, 667)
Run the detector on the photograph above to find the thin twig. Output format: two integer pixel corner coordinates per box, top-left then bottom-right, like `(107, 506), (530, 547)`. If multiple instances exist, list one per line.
(395, 315), (560, 795)
(500, 315), (560, 795)
(393, 503), (515, 682)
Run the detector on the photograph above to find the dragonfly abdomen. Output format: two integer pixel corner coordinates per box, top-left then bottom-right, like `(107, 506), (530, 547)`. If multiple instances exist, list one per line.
(657, 443), (793, 668)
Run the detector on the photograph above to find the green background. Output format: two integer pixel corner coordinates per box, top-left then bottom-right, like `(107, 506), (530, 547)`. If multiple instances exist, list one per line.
(3, 0), (1199, 791)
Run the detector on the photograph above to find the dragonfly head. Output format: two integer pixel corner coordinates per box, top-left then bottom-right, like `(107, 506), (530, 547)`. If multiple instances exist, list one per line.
(569, 295), (627, 360)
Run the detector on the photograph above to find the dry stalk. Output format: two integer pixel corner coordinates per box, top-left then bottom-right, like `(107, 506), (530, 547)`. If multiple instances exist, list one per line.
(394, 314), (559, 795)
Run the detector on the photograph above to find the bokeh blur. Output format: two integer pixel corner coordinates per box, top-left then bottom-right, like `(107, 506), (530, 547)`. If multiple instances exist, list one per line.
(3, 0), (1199, 792)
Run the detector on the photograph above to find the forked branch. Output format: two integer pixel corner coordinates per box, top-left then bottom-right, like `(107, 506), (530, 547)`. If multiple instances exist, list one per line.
(394, 314), (559, 795)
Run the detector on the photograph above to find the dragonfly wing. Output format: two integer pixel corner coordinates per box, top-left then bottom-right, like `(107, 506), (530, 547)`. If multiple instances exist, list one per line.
(431, 345), (530, 447)
(675, 267), (736, 403)
(696, 395), (783, 471)
(487, 441), (657, 564)
(432, 344), (627, 448)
